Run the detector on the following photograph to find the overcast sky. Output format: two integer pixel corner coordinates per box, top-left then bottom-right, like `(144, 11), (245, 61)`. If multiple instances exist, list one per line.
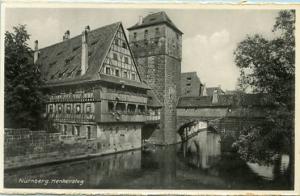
(5, 8), (279, 90)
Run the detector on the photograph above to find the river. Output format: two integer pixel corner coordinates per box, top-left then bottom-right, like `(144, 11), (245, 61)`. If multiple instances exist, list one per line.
(4, 130), (292, 189)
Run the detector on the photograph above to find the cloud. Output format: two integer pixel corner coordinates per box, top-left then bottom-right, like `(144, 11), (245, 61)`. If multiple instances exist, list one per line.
(182, 29), (239, 90)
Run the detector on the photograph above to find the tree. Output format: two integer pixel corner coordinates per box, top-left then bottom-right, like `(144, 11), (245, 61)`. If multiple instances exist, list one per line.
(5, 25), (45, 130)
(233, 10), (295, 165)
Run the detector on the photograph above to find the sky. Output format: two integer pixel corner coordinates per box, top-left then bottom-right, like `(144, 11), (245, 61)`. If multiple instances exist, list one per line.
(5, 8), (279, 91)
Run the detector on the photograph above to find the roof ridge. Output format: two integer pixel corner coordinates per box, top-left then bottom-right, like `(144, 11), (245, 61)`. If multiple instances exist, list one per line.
(38, 21), (122, 51)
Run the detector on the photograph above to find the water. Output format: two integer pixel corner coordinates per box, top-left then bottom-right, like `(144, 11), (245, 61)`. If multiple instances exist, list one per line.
(4, 131), (292, 189)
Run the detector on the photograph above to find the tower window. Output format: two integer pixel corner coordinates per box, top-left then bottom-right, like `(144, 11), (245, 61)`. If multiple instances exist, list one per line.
(133, 32), (137, 39)
(105, 67), (111, 75)
(155, 27), (159, 34)
(144, 29), (148, 39)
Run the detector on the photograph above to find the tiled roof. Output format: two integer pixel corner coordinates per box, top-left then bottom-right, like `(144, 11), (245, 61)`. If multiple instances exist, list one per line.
(177, 94), (273, 108)
(127, 11), (183, 34)
(36, 22), (148, 89)
(37, 22), (120, 84)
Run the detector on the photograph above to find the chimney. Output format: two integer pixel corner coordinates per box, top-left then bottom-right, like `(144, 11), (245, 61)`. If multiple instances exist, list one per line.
(202, 83), (207, 96)
(81, 29), (88, 75)
(63, 30), (70, 41)
(85, 25), (90, 32)
(138, 16), (143, 25)
(212, 89), (218, 104)
(34, 40), (39, 64)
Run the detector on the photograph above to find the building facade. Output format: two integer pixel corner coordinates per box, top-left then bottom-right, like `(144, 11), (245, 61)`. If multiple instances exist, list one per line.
(128, 12), (183, 144)
(35, 22), (161, 152)
(181, 72), (203, 97)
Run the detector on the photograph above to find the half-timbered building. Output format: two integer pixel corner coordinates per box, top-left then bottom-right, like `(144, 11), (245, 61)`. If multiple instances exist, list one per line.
(35, 22), (160, 151)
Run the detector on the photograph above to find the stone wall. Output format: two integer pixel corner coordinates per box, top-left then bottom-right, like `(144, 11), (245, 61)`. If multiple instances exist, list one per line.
(4, 126), (141, 169)
(129, 22), (182, 145)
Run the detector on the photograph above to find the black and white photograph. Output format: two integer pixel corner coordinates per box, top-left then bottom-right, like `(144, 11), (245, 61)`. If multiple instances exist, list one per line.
(2, 4), (297, 193)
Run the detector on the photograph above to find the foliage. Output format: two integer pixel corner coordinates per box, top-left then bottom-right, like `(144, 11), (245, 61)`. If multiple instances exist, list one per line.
(233, 10), (295, 164)
(5, 25), (46, 130)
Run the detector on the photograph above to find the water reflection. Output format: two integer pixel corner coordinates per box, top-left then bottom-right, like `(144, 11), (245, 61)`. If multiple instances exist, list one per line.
(4, 130), (292, 189)
(183, 131), (221, 169)
(247, 154), (290, 180)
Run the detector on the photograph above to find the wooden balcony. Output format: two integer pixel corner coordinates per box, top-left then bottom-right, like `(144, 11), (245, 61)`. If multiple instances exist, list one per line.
(96, 112), (147, 123)
(48, 113), (95, 122)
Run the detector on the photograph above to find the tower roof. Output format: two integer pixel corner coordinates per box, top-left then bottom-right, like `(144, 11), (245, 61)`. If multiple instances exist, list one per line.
(127, 11), (183, 34)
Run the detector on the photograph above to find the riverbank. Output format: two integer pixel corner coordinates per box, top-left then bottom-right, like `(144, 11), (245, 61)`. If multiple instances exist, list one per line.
(4, 128), (141, 170)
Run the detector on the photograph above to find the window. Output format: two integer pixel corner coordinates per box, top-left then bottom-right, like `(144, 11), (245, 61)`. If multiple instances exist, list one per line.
(49, 105), (53, 113)
(116, 103), (126, 112)
(66, 105), (71, 114)
(86, 104), (91, 114)
(63, 125), (67, 135)
(127, 104), (136, 113)
(131, 73), (136, 81)
(115, 69), (120, 77)
(75, 126), (80, 136)
(87, 126), (91, 139)
(123, 71), (128, 79)
(138, 105), (146, 113)
(108, 102), (114, 112)
(76, 105), (81, 114)
(155, 27), (159, 34)
(144, 29), (148, 39)
(113, 53), (118, 60)
(124, 57), (128, 64)
(186, 90), (190, 94)
(187, 77), (192, 80)
(114, 39), (118, 46)
(186, 83), (191, 86)
(106, 67), (111, 75)
(122, 42), (127, 49)
(133, 32), (137, 39)
(58, 105), (63, 113)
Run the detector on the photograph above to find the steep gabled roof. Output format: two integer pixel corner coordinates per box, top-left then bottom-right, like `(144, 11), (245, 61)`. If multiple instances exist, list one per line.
(127, 11), (183, 34)
(36, 22), (149, 89)
(37, 22), (120, 83)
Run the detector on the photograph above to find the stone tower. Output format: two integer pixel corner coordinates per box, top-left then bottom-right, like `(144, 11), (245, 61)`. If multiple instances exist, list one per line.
(128, 12), (183, 144)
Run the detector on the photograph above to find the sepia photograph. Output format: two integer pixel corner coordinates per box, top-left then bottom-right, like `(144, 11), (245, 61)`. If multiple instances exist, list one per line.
(2, 4), (297, 193)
